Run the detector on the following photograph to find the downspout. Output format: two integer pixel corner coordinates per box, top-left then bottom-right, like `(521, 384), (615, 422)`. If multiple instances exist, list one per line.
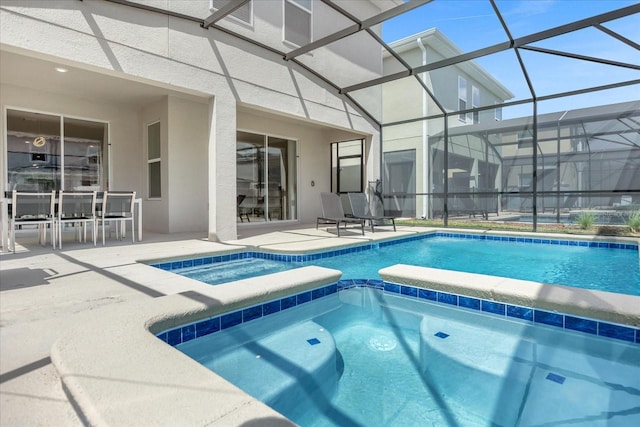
(417, 37), (429, 219)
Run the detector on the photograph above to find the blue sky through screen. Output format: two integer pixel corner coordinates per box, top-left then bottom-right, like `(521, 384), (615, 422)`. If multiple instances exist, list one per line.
(381, 0), (639, 119)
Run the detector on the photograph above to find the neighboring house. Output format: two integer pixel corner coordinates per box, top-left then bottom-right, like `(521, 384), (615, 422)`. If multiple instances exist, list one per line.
(382, 28), (514, 218)
(0, 0), (395, 241)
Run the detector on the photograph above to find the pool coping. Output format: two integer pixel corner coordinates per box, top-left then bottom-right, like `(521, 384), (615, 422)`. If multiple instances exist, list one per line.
(51, 266), (340, 426)
(50, 228), (640, 426)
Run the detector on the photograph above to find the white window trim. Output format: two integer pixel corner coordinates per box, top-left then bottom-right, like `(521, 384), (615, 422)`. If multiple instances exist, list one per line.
(209, 0), (253, 26)
(146, 121), (161, 200)
(282, 0), (313, 48)
(471, 85), (479, 124)
(458, 76), (467, 123)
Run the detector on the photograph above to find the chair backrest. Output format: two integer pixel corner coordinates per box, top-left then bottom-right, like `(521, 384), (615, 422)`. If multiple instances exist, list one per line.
(348, 192), (372, 217)
(320, 192), (346, 218)
(58, 191), (97, 219)
(101, 191), (136, 218)
(11, 190), (56, 219)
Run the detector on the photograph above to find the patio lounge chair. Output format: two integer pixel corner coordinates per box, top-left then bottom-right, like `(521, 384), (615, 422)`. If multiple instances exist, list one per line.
(317, 192), (365, 236)
(347, 192), (396, 233)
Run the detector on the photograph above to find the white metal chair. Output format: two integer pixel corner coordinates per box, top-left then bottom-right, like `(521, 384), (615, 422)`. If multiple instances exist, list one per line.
(97, 191), (136, 245)
(57, 191), (97, 249)
(10, 190), (56, 252)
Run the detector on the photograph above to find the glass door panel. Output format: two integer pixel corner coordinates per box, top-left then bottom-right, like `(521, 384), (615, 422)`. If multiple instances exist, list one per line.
(236, 131), (298, 224)
(6, 110), (61, 191)
(267, 137), (297, 221)
(331, 139), (363, 193)
(63, 117), (107, 190)
(237, 131), (266, 222)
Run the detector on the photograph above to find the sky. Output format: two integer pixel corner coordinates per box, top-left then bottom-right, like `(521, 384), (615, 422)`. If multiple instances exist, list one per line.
(380, 0), (639, 119)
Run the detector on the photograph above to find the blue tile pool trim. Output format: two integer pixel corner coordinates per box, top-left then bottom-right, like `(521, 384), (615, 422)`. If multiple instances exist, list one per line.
(149, 232), (638, 272)
(157, 279), (640, 347)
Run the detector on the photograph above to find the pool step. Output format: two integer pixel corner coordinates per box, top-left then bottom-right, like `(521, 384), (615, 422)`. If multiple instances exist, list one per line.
(205, 320), (339, 417)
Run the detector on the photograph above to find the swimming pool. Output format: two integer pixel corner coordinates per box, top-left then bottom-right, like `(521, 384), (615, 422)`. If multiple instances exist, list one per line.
(153, 232), (640, 296)
(171, 285), (640, 426)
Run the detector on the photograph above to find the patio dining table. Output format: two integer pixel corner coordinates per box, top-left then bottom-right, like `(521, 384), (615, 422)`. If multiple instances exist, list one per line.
(0, 194), (143, 252)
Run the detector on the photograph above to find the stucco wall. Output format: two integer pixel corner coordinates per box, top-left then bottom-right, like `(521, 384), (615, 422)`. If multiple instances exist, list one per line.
(167, 96), (210, 233)
(0, 0), (380, 240)
(141, 98), (169, 233)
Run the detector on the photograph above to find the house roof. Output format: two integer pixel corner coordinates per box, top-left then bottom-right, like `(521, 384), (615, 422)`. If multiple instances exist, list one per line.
(387, 28), (515, 101)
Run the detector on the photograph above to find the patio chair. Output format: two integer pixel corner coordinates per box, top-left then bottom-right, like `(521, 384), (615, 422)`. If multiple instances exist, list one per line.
(10, 190), (56, 252)
(97, 191), (136, 245)
(237, 194), (250, 222)
(347, 192), (396, 233)
(57, 191), (97, 249)
(316, 192), (364, 236)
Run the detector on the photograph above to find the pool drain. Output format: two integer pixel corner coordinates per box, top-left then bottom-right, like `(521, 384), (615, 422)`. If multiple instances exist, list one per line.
(368, 335), (397, 351)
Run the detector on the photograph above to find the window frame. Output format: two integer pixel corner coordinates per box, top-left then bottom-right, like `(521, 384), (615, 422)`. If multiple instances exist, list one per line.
(209, 0), (253, 25)
(3, 106), (109, 192)
(146, 121), (161, 200)
(458, 76), (467, 123)
(471, 85), (479, 124)
(283, 0), (313, 48)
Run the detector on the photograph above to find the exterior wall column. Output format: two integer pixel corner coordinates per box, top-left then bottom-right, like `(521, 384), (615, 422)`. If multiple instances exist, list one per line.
(208, 96), (237, 241)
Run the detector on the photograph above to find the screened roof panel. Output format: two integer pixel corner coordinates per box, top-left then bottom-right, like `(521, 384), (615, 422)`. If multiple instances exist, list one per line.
(382, 1), (508, 56)
(493, 0), (638, 39)
(380, 75), (442, 123)
(528, 26), (640, 66)
(519, 49), (640, 98)
(119, 0), (640, 129)
(329, 0), (403, 21)
(296, 31), (389, 89)
(601, 12), (640, 42)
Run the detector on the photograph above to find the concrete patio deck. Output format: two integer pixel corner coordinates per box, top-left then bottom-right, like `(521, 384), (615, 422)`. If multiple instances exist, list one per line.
(0, 222), (417, 426)
(1, 223), (638, 426)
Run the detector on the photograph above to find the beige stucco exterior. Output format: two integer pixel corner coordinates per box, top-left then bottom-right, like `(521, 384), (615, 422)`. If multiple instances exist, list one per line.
(0, 0), (385, 241)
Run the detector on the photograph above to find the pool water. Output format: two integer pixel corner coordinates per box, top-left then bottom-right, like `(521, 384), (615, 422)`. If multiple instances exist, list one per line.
(178, 287), (640, 426)
(176, 235), (640, 296)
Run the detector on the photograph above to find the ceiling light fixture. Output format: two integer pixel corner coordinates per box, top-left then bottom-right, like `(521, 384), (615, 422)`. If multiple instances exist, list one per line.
(55, 67), (68, 73)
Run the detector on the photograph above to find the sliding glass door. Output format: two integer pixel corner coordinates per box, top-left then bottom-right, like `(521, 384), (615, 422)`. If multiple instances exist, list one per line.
(236, 131), (297, 223)
(5, 109), (108, 192)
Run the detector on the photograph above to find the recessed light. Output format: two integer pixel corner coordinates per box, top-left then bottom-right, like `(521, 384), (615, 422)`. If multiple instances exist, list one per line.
(55, 67), (68, 73)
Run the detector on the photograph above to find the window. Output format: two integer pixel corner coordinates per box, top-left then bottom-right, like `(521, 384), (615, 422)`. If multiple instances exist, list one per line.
(518, 173), (532, 189)
(471, 86), (479, 124)
(210, 0), (252, 24)
(147, 122), (161, 198)
(284, 0), (312, 46)
(331, 140), (363, 194)
(236, 131), (297, 223)
(5, 109), (107, 191)
(517, 129), (533, 148)
(458, 76), (467, 122)
(495, 102), (502, 121)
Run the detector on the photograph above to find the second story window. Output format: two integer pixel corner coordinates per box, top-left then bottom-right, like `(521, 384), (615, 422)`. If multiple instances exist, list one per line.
(458, 76), (467, 122)
(495, 102), (502, 121)
(284, 0), (312, 46)
(210, 0), (252, 25)
(472, 86), (479, 124)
